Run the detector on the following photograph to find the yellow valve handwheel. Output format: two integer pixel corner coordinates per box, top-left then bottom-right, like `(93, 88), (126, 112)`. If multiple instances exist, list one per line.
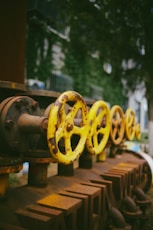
(47, 91), (89, 165)
(86, 100), (110, 155)
(135, 123), (141, 140)
(125, 108), (136, 141)
(110, 105), (125, 145)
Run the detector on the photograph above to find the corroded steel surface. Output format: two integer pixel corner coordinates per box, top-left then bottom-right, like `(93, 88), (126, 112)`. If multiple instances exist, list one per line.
(0, 151), (151, 230)
(0, 81), (26, 92)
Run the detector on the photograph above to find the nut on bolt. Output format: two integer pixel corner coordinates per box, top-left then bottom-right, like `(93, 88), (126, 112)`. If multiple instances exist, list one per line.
(31, 101), (39, 110)
(15, 99), (22, 109)
(5, 120), (14, 129)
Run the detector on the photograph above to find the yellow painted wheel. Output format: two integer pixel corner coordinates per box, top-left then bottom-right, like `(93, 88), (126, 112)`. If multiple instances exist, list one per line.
(47, 91), (89, 165)
(110, 105), (125, 145)
(86, 100), (110, 155)
(135, 123), (141, 140)
(125, 108), (136, 141)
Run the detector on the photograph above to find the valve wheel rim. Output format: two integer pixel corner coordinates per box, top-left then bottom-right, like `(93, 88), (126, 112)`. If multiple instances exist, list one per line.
(125, 108), (136, 141)
(86, 100), (110, 155)
(47, 91), (89, 165)
(110, 105), (125, 145)
(135, 123), (141, 140)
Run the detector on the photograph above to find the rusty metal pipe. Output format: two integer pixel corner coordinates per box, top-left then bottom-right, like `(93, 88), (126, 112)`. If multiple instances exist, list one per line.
(123, 196), (139, 212)
(133, 186), (147, 201)
(133, 186), (151, 208)
(18, 113), (48, 134)
(109, 206), (127, 228)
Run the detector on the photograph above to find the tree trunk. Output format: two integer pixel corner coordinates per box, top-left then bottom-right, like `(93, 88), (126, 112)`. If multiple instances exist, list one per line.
(148, 98), (153, 156)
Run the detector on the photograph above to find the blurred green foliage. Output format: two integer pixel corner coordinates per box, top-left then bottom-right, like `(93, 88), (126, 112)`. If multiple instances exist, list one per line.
(26, 0), (153, 108)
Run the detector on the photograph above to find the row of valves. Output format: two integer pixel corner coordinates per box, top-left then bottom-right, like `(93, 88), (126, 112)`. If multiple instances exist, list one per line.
(0, 90), (141, 165)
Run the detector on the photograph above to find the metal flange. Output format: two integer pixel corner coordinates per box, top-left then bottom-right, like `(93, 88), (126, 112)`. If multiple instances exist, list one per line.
(0, 96), (43, 153)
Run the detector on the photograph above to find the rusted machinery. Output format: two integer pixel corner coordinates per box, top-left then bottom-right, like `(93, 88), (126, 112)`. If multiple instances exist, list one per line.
(0, 79), (153, 230)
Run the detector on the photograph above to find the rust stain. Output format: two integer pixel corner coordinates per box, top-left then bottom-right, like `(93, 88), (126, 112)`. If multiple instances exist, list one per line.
(54, 100), (62, 110)
(49, 137), (58, 154)
(89, 120), (93, 126)
(66, 123), (73, 132)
